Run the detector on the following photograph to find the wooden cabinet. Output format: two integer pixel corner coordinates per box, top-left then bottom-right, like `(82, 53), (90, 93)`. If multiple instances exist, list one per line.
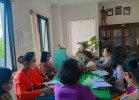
(99, 23), (139, 60)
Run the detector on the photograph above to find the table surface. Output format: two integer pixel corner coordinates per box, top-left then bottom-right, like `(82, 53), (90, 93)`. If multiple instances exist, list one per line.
(36, 68), (112, 100)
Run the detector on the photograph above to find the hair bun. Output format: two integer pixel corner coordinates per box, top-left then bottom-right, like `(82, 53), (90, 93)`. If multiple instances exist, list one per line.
(18, 56), (24, 64)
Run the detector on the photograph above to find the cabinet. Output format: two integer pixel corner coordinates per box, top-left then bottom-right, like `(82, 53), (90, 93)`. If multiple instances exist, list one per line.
(99, 23), (139, 60)
(55, 49), (67, 71)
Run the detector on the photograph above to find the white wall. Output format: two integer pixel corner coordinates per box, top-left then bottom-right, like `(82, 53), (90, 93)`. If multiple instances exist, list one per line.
(99, 1), (139, 25)
(52, 2), (99, 57)
(51, 5), (63, 49)
(11, 0), (53, 99)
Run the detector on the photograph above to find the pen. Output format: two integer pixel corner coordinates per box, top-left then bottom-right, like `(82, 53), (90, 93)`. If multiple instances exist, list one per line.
(95, 81), (105, 82)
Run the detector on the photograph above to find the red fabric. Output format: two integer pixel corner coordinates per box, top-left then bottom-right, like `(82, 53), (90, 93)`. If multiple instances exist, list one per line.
(29, 66), (44, 83)
(14, 67), (42, 100)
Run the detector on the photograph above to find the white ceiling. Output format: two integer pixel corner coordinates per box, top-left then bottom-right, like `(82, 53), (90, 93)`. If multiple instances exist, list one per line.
(50, 0), (138, 5)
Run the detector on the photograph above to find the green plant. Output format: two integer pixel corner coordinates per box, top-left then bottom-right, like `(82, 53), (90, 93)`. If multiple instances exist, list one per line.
(126, 51), (137, 57)
(77, 36), (104, 55)
(0, 37), (4, 58)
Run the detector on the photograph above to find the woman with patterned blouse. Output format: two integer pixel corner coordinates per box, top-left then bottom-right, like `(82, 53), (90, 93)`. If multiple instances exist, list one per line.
(121, 56), (139, 100)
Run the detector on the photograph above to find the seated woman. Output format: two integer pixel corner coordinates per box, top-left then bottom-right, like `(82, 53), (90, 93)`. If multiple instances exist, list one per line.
(18, 52), (48, 83)
(14, 52), (54, 100)
(40, 51), (56, 80)
(0, 67), (14, 100)
(95, 47), (112, 68)
(120, 56), (139, 100)
(95, 47), (113, 79)
(54, 58), (96, 100)
(108, 52), (125, 95)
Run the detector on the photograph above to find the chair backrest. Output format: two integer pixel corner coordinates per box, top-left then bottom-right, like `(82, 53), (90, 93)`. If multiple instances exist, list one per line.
(35, 96), (55, 100)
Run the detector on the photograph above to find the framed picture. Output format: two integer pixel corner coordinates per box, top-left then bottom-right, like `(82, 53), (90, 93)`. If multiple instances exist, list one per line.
(123, 7), (131, 15)
(107, 8), (113, 16)
(115, 6), (122, 15)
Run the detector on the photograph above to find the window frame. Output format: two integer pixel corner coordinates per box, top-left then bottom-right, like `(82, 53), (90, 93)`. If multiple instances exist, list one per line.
(0, 0), (17, 71)
(37, 14), (51, 54)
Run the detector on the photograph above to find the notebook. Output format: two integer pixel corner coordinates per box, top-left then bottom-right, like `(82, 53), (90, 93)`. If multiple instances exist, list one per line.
(91, 70), (109, 76)
(90, 79), (112, 88)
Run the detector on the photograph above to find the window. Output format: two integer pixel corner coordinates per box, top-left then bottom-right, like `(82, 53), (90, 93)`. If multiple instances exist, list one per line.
(30, 11), (50, 64)
(37, 14), (51, 53)
(0, 0), (16, 71)
(70, 19), (96, 56)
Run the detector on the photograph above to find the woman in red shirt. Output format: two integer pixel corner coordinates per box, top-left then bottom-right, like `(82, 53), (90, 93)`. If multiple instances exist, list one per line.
(14, 52), (53, 100)
(18, 52), (49, 83)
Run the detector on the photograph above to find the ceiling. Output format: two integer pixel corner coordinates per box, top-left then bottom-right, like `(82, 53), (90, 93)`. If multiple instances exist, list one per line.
(50, 0), (137, 5)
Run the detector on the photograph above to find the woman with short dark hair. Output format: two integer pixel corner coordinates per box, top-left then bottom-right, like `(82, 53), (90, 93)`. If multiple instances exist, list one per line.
(54, 58), (96, 100)
(120, 56), (139, 100)
(0, 67), (14, 100)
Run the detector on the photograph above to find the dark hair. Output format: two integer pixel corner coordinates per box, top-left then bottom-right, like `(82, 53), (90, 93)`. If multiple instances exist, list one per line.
(40, 51), (50, 62)
(105, 46), (112, 53)
(0, 67), (12, 96)
(81, 43), (87, 47)
(123, 56), (139, 83)
(18, 52), (35, 64)
(111, 52), (122, 69)
(57, 58), (82, 85)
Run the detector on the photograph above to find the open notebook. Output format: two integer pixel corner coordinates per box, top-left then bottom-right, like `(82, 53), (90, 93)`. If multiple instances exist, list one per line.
(91, 70), (109, 76)
(90, 79), (112, 88)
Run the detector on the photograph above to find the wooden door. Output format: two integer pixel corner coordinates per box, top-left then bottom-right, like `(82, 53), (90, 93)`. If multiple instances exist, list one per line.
(99, 26), (112, 56)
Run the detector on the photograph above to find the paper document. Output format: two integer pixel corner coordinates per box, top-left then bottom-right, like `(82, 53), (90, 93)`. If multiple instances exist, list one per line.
(43, 80), (60, 85)
(90, 79), (112, 88)
(91, 70), (109, 76)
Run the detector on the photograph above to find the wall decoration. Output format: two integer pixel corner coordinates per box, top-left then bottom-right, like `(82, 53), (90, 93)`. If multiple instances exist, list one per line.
(107, 8), (113, 16)
(123, 7), (131, 15)
(115, 6), (122, 15)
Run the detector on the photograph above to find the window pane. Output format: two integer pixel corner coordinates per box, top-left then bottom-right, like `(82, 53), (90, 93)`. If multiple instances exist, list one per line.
(30, 15), (36, 52)
(0, 3), (5, 67)
(6, 15), (12, 70)
(41, 19), (48, 52)
(70, 19), (96, 56)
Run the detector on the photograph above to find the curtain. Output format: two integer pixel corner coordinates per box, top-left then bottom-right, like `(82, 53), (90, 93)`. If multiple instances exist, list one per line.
(31, 11), (41, 64)
(70, 19), (96, 56)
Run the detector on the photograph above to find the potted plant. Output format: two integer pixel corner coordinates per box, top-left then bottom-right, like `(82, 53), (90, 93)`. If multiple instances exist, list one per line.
(77, 36), (104, 57)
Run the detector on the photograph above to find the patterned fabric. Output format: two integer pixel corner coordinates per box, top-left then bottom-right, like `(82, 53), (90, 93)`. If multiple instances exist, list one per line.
(113, 65), (125, 91)
(95, 57), (111, 68)
(120, 87), (139, 100)
(0, 93), (12, 100)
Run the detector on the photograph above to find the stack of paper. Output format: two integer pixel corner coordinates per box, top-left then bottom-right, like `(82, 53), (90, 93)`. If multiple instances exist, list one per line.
(90, 79), (112, 88)
(43, 80), (60, 88)
(91, 70), (109, 76)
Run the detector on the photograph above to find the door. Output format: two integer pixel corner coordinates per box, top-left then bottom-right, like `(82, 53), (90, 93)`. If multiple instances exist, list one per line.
(99, 26), (112, 56)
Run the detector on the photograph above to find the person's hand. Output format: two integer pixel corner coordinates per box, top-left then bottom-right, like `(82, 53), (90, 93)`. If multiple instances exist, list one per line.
(94, 94), (99, 98)
(86, 57), (93, 61)
(106, 78), (111, 83)
(42, 88), (54, 94)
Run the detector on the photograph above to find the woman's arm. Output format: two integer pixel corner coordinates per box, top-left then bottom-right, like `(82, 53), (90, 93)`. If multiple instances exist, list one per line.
(15, 76), (53, 100)
(49, 62), (56, 73)
(113, 66), (124, 85)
